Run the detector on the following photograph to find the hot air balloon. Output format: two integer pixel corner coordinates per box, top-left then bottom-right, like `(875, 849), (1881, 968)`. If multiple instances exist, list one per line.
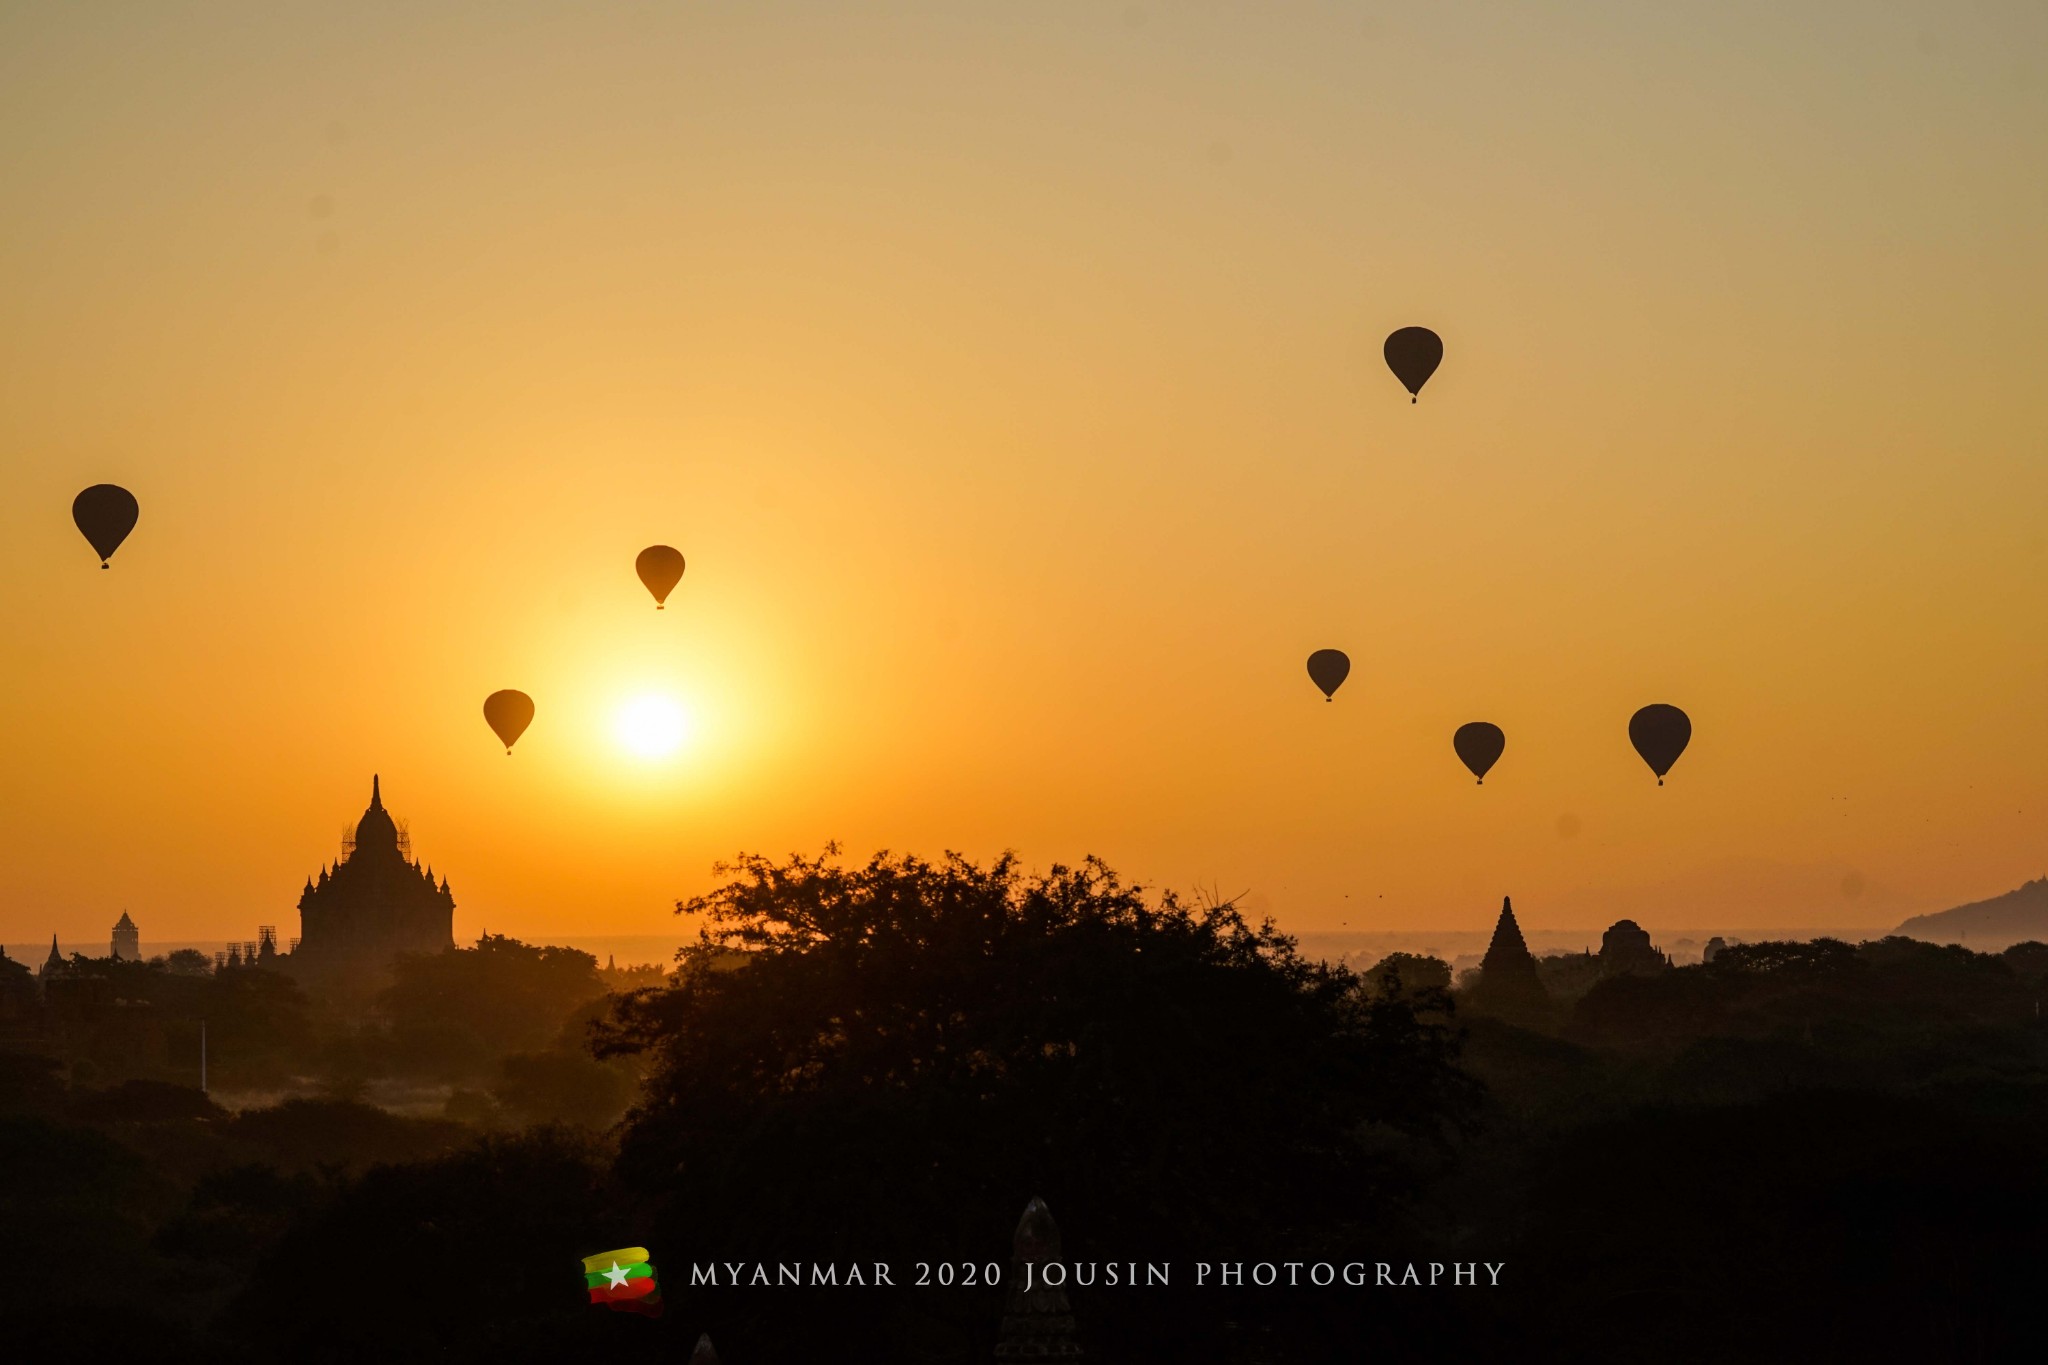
(1306, 649), (1350, 701)
(72, 484), (139, 568)
(635, 545), (686, 609)
(1382, 326), (1443, 403)
(1453, 722), (1505, 784)
(483, 690), (535, 754)
(1629, 704), (1691, 785)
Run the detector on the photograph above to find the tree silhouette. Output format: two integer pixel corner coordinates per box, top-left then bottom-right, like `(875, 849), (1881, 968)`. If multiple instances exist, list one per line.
(377, 935), (608, 1079)
(597, 848), (1479, 1358)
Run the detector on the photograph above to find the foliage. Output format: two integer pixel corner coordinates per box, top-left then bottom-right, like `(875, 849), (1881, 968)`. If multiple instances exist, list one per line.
(492, 1050), (637, 1130)
(70, 1078), (224, 1124)
(0, 1114), (186, 1325)
(0, 1051), (67, 1114)
(1371, 950), (1453, 998)
(377, 935), (608, 1079)
(1493, 1088), (2048, 1363)
(1533, 951), (1606, 1003)
(31, 956), (310, 1088)
(227, 1128), (630, 1365)
(2001, 939), (2048, 983)
(224, 1098), (471, 1172)
(597, 848), (1478, 1358)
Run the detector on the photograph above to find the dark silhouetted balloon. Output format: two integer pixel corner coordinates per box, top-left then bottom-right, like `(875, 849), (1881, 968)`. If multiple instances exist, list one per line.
(483, 690), (535, 754)
(72, 484), (139, 568)
(1629, 704), (1691, 785)
(635, 545), (686, 609)
(1306, 649), (1351, 701)
(1453, 722), (1505, 784)
(1383, 327), (1443, 403)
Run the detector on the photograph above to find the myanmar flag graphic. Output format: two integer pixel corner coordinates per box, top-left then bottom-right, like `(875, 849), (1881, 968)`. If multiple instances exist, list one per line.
(582, 1247), (663, 1317)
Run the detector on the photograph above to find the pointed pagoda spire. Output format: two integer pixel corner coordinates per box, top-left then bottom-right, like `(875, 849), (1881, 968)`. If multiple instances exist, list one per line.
(370, 773), (383, 810)
(1471, 895), (1549, 1016)
(1483, 896), (1532, 964)
(45, 934), (61, 968)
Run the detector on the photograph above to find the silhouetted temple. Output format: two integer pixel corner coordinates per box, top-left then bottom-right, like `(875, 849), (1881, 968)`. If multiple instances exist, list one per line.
(997, 1197), (1083, 1360)
(1599, 918), (1671, 975)
(290, 776), (453, 988)
(110, 911), (139, 962)
(1467, 896), (1550, 1017)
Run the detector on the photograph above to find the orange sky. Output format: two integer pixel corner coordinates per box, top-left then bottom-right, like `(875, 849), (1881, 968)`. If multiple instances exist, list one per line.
(5, 2), (2047, 947)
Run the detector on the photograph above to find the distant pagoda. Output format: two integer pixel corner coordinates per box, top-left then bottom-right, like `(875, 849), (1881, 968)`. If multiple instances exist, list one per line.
(1467, 896), (1550, 1018)
(1599, 918), (1670, 976)
(110, 911), (140, 962)
(289, 776), (454, 989)
(996, 1197), (1083, 1360)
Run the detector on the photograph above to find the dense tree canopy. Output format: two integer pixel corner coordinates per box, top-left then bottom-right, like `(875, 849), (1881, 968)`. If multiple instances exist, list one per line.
(598, 848), (1477, 1358)
(377, 935), (608, 1078)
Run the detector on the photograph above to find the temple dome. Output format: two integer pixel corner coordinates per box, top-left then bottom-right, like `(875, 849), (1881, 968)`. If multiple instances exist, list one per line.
(292, 775), (454, 989)
(354, 774), (399, 852)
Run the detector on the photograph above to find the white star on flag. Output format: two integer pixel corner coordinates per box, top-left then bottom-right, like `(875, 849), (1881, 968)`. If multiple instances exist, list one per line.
(605, 1261), (631, 1289)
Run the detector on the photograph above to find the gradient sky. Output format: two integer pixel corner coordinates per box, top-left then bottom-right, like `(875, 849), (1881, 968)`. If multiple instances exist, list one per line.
(4, 1), (2047, 948)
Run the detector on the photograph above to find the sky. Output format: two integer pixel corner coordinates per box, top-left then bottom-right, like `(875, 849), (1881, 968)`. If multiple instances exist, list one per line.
(3, 1), (2047, 948)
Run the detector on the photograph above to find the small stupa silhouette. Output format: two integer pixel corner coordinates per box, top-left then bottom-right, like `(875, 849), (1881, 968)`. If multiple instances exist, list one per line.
(995, 1196), (1083, 1359)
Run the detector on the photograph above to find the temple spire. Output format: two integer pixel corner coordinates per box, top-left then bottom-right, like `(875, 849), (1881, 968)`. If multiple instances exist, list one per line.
(1470, 895), (1549, 1019)
(1485, 896), (1531, 961)
(370, 773), (383, 810)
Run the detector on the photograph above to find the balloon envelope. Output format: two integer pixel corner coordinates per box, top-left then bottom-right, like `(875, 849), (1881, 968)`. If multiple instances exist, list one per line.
(1453, 722), (1505, 784)
(1382, 327), (1443, 402)
(72, 484), (139, 567)
(1306, 649), (1351, 701)
(483, 690), (535, 754)
(635, 545), (686, 609)
(1629, 704), (1691, 784)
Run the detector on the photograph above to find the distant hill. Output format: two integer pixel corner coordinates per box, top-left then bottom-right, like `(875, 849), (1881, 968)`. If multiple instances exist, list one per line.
(1894, 878), (2048, 950)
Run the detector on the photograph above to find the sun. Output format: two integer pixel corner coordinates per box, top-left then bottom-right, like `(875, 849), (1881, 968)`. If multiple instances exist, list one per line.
(613, 693), (691, 761)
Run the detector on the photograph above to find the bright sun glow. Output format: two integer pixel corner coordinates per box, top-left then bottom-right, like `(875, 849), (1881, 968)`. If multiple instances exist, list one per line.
(613, 693), (691, 761)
